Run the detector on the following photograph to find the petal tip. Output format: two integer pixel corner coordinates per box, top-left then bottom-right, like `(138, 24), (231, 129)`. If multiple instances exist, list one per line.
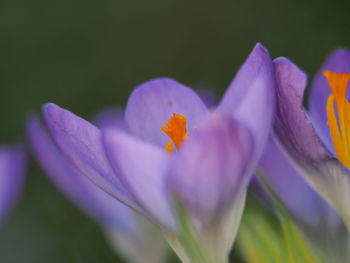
(329, 47), (350, 59)
(42, 102), (57, 111)
(135, 77), (181, 90)
(273, 56), (290, 65)
(245, 43), (272, 75)
(251, 43), (270, 60)
(274, 57), (308, 84)
(254, 42), (267, 52)
(42, 102), (61, 121)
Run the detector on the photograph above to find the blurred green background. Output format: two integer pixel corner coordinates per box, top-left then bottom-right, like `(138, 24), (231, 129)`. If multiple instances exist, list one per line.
(1, 0), (350, 262)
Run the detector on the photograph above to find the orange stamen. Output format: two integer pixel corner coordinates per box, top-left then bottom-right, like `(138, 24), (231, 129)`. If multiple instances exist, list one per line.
(161, 113), (188, 153)
(324, 70), (350, 167)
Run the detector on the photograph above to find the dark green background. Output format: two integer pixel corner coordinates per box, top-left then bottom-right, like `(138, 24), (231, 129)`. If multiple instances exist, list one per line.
(0, 0), (349, 262)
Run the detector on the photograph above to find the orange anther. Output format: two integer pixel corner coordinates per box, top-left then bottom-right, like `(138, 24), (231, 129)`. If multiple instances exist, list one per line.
(161, 113), (188, 153)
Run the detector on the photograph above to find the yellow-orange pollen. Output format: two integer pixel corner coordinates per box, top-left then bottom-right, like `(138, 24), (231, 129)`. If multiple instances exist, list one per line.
(325, 70), (350, 167)
(160, 113), (188, 153)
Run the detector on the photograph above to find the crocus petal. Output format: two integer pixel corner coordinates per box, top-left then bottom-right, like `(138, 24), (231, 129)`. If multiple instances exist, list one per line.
(218, 43), (275, 164)
(27, 116), (138, 229)
(42, 103), (138, 210)
(273, 57), (327, 162)
(258, 137), (339, 226)
(0, 145), (26, 222)
(296, 158), (350, 230)
(167, 113), (254, 225)
(91, 107), (127, 130)
(125, 78), (208, 147)
(309, 48), (350, 154)
(102, 129), (176, 230)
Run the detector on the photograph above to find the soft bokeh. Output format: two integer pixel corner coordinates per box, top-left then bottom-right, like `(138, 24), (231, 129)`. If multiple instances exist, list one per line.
(1, 0), (350, 262)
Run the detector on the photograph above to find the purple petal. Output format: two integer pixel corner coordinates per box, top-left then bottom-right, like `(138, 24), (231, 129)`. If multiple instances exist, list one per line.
(273, 57), (327, 162)
(102, 129), (176, 230)
(309, 48), (350, 155)
(167, 113), (254, 224)
(27, 116), (138, 229)
(125, 78), (208, 148)
(91, 107), (127, 131)
(0, 145), (26, 222)
(258, 137), (339, 226)
(42, 103), (139, 210)
(218, 43), (275, 163)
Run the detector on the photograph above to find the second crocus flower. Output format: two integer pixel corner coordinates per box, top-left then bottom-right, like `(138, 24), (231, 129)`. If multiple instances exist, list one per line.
(40, 43), (275, 263)
(271, 50), (350, 230)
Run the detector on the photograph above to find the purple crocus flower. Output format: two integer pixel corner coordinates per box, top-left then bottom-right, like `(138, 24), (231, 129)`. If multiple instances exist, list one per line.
(271, 51), (350, 230)
(0, 145), (26, 224)
(27, 113), (168, 263)
(39, 43), (275, 263)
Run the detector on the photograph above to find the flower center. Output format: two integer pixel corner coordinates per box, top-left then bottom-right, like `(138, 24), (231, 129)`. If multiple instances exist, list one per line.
(161, 113), (188, 153)
(325, 70), (350, 167)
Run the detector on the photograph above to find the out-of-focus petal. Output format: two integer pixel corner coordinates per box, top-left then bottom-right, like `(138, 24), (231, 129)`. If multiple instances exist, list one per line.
(42, 103), (138, 210)
(218, 43), (275, 164)
(167, 113), (254, 225)
(273, 57), (327, 162)
(125, 78), (208, 148)
(104, 216), (169, 263)
(0, 145), (26, 222)
(102, 129), (176, 230)
(309, 48), (350, 154)
(27, 116), (137, 229)
(91, 107), (127, 130)
(258, 137), (339, 226)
